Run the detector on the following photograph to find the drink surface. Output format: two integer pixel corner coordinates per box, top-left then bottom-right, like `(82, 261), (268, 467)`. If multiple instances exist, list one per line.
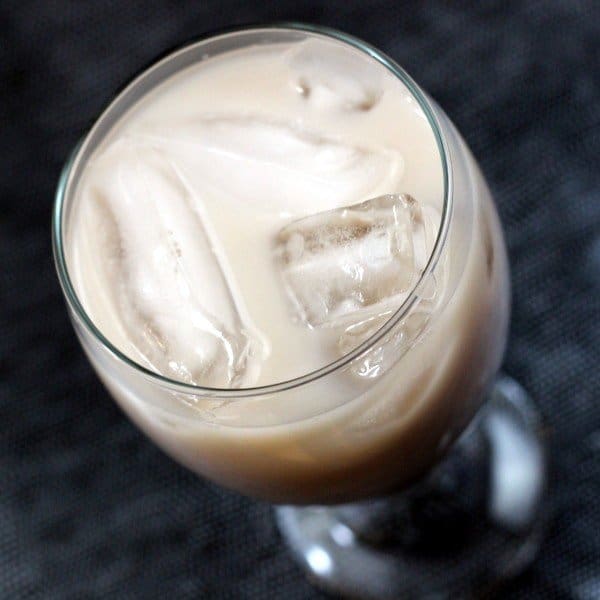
(63, 33), (510, 503)
(67, 39), (443, 388)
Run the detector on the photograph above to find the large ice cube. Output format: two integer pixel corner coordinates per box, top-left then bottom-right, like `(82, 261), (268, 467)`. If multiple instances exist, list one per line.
(88, 140), (266, 386)
(286, 39), (383, 111)
(274, 194), (432, 328)
(133, 117), (402, 216)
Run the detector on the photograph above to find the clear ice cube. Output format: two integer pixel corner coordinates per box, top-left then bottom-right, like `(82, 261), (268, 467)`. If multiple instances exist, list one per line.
(274, 194), (431, 328)
(338, 229), (446, 379)
(134, 117), (402, 215)
(286, 39), (383, 111)
(89, 140), (266, 387)
(339, 309), (434, 379)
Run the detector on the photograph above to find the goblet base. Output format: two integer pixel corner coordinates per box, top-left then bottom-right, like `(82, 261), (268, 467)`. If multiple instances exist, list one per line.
(276, 376), (548, 599)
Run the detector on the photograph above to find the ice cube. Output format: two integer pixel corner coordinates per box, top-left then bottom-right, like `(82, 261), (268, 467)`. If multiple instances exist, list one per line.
(274, 194), (431, 328)
(88, 140), (266, 386)
(286, 39), (383, 111)
(337, 231), (447, 379)
(133, 117), (402, 216)
(339, 309), (433, 379)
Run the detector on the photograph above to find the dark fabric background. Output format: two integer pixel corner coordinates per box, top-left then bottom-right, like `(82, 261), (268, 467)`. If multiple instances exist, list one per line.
(2, 1), (599, 598)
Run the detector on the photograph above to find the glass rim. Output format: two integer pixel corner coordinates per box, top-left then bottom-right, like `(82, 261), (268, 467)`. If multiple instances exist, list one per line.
(52, 22), (453, 398)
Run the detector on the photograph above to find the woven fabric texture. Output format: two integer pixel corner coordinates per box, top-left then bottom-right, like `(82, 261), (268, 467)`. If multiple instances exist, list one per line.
(1, 1), (599, 598)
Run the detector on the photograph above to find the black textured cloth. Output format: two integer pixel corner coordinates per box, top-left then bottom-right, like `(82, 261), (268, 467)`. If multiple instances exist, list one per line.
(2, 2), (599, 598)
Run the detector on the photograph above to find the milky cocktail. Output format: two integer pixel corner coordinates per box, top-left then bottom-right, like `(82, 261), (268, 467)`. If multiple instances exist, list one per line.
(54, 26), (545, 598)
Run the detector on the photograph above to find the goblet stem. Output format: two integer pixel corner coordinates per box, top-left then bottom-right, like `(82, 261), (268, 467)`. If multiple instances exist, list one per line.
(276, 375), (548, 599)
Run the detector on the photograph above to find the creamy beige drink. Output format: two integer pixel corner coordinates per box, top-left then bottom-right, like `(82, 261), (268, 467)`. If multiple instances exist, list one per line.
(60, 33), (510, 503)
